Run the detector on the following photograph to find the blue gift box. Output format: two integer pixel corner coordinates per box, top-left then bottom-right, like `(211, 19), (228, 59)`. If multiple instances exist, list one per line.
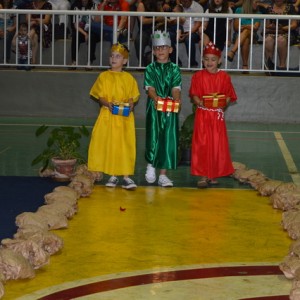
(112, 103), (130, 117)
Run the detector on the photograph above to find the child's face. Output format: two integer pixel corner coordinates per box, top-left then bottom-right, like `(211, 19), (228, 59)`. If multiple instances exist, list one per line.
(153, 45), (173, 63)
(110, 51), (127, 71)
(19, 27), (28, 37)
(203, 54), (221, 73)
(214, 0), (224, 6)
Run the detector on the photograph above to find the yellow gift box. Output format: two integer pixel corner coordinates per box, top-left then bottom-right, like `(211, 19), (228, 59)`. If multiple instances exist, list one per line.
(156, 97), (180, 113)
(202, 93), (226, 108)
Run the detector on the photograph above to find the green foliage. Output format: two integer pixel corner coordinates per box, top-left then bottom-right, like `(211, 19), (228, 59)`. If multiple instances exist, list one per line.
(31, 125), (90, 171)
(179, 107), (195, 150)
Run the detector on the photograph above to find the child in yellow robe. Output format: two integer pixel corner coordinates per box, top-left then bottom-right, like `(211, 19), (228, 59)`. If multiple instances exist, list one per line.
(88, 43), (140, 190)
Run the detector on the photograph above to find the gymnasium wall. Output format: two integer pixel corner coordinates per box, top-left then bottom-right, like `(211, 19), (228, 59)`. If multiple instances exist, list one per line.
(0, 70), (299, 124)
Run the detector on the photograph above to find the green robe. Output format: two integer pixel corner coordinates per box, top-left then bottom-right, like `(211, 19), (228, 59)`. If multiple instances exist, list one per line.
(144, 61), (182, 169)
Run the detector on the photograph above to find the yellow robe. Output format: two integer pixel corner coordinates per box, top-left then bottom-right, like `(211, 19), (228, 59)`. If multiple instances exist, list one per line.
(88, 70), (140, 175)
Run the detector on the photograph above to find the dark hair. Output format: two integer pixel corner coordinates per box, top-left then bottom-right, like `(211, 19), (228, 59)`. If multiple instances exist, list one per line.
(0, 0), (13, 8)
(72, 0), (93, 10)
(143, 0), (160, 12)
(209, 0), (229, 13)
(19, 22), (28, 30)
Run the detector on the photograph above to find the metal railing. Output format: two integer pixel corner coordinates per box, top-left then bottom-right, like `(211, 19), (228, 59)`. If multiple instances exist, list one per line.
(0, 9), (299, 74)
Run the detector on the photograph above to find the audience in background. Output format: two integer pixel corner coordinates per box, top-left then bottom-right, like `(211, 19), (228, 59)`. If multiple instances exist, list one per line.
(264, 0), (298, 70)
(48, 0), (70, 38)
(201, 0), (233, 51)
(91, 0), (129, 45)
(228, 0), (244, 12)
(26, 0), (52, 64)
(196, 0), (209, 10)
(69, 0), (97, 69)
(124, 0), (139, 40)
(0, 0), (16, 63)
(134, 0), (163, 66)
(1, 0), (299, 72)
(162, 0), (180, 11)
(227, 0), (261, 72)
(157, 2), (185, 35)
(294, 0), (300, 11)
(170, 0), (203, 67)
(12, 22), (32, 70)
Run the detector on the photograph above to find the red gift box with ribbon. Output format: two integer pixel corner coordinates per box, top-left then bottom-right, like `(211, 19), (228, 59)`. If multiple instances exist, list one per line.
(202, 93), (227, 108)
(155, 97), (180, 113)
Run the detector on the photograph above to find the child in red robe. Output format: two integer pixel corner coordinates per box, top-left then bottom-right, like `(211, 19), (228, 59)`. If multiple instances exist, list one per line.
(189, 42), (237, 188)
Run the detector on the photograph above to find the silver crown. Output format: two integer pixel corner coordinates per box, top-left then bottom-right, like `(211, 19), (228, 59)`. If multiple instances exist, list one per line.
(151, 30), (171, 47)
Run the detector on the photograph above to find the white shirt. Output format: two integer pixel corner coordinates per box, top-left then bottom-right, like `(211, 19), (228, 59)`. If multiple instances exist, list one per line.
(204, 7), (233, 22)
(182, 1), (204, 32)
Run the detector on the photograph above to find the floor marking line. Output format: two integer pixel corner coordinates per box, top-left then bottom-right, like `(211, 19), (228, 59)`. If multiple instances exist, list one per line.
(1, 123), (300, 135)
(30, 265), (284, 300)
(0, 147), (10, 155)
(274, 131), (300, 185)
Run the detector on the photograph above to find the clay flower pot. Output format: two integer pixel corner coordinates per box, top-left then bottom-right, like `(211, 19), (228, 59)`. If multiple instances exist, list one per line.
(51, 158), (77, 181)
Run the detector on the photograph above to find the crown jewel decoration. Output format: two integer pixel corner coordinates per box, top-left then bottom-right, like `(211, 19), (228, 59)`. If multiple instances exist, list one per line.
(111, 43), (129, 59)
(151, 30), (171, 47)
(203, 42), (222, 58)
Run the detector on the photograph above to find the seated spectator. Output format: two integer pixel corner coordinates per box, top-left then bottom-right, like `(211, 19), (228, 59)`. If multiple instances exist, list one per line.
(157, 3), (185, 37)
(0, 0), (16, 64)
(26, 0), (52, 64)
(124, 0), (139, 40)
(195, 0), (209, 10)
(48, 0), (71, 38)
(294, 0), (300, 11)
(91, 0), (129, 45)
(227, 0), (261, 72)
(162, 0), (180, 11)
(228, 0), (244, 12)
(170, 0), (203, 68)
(201, 0), (233, 52)
(257, 0), (272, 13)
(12, 22), (32, 70)
(134, 0), (163, 66)
(69, 0), (97, 69)
(264, 0), (298, 70)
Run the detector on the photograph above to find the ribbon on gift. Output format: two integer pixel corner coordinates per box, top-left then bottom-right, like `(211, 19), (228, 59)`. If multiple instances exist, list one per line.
(112, 102), (130, 117)
(202, 93), (226, 108)
(156, 97), (180, 113)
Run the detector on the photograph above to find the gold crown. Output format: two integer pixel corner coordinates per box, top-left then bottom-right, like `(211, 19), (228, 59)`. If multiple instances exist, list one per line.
(111, 43), (129, 59)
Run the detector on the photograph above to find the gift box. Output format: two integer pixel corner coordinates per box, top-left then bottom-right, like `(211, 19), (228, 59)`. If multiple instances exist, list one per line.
(202, 93), (227, 108)
(112, 103), (130, 117)
(156, 97), (180, 113)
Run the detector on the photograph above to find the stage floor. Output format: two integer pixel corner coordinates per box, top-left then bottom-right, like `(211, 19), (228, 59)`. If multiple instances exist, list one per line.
(1, 118), (300, 299)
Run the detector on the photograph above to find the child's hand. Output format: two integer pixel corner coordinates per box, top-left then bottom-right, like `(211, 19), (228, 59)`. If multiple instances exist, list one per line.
(129, 100), (134, 112)
(107, 102), (113, 112)
(223, 98), (231, 111)
(197, 99), (204, 107)
(179, 32), (188, 42)
(153, 96), (162, 106)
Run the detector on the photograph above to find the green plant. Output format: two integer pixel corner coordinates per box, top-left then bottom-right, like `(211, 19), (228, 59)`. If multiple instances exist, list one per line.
(31, 125), (90, 171)
(178, 105), (196, 165)
(179, 105), (196, 150)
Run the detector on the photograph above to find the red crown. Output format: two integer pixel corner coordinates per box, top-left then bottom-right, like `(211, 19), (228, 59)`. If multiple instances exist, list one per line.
(203, 42), (221, 57)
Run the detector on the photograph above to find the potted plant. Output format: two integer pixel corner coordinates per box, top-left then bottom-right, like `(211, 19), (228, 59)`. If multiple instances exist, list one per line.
(31, 125), (90, 181)
(179, 105), (196, 165)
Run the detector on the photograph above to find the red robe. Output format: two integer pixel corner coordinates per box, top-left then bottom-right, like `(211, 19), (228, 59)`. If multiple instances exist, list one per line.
(189, 69), (237, 179)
